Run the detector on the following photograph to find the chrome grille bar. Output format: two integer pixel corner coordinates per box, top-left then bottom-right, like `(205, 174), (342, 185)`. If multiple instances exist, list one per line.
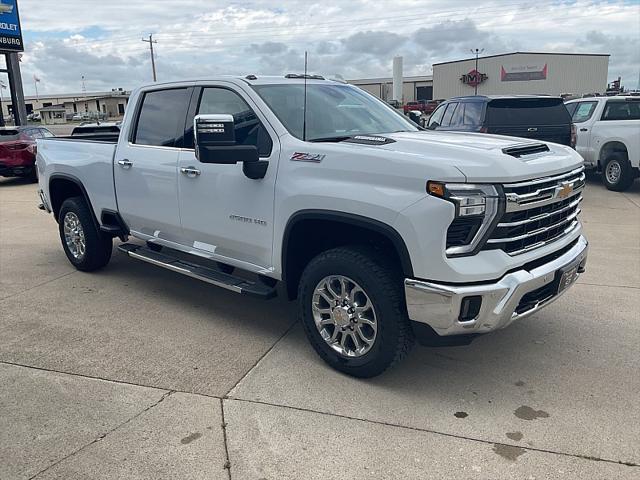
(503, 221), (580, 256)
(502, 166), (585, 188)
(497, 197), (582, 228)
(488, 209), (580, 244)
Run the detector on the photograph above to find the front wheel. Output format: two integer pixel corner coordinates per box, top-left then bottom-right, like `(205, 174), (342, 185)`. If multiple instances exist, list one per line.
(298, 246), (414, 378)
(58, 196), (112, 271)
(602, 154), (634, 192)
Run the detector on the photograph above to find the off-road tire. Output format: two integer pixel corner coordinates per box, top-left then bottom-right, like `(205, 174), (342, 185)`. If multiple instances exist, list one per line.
(298, 246), (414, 378)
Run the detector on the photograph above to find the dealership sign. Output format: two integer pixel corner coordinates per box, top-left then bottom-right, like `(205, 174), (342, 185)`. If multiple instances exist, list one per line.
(0, 0), (22, 52)
(501, 63), (547, 82)
(460, 69), (488, 87)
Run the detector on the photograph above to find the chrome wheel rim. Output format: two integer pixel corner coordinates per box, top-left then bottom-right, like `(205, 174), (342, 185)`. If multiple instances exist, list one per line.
(63, 212), (86, 260)
(312, 275), (378, 358)
(606, 160), (621, 184)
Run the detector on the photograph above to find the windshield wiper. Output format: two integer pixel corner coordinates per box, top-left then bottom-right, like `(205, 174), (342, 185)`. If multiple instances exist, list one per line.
(308, 135), (352, 143)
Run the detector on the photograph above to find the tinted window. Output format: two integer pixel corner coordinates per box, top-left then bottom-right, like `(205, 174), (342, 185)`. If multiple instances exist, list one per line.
(0, 129), (20, 141)
(25, 129), (41, 138)
(486, 98), (571, 126)
(40, 128), (55, 138)
(133, 88), (190, 147)
(440, 103), (458, 127)
(187, 87), (272, 156)
(565, 102), (578, 117)
(427, 105), (446, 127)
(463, 102), (483, 125)
(601, 101), (640, 121)
(572, 102), (598, 123)
(450, 102), (465, 126)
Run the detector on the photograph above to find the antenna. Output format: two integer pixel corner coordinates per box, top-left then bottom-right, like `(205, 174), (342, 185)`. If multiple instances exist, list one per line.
(303, 51), (308, 141)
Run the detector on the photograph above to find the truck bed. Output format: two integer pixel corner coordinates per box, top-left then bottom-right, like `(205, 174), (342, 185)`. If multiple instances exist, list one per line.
(37, 137), (119, 220)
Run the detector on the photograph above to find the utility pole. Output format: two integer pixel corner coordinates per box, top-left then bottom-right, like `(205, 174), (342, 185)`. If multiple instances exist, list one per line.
(470, 48), (484, 95)
(142, 34), (157, 82)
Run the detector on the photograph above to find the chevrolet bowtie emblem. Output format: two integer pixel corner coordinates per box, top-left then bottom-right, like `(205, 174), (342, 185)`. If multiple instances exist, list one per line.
(558, 182), (573, 199)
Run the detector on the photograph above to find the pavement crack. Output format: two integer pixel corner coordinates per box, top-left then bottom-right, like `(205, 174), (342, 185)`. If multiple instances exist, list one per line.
(228, 397), (640, 468)
(224, 319), (298, 398)
(220, 399), (232, 480)
(28, 390), (175, 479)
(0, 270), (78, 302)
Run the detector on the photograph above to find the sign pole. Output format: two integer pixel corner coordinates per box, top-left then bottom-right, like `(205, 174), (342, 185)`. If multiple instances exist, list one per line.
(6, 52), (26, 125)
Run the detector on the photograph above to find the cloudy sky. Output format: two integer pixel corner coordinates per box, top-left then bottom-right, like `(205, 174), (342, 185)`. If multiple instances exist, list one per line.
(13, 0), (640, 95)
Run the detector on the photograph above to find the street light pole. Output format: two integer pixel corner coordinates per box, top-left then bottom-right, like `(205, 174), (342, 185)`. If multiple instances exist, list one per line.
(470, 48), (484, 95)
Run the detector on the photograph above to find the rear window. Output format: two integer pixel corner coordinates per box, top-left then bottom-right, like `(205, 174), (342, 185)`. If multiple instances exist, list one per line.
(133, 88), (190, 147)
(601, 101), (640, 121)
(0, 129), (20, 140)
(486, 98), (570, 126)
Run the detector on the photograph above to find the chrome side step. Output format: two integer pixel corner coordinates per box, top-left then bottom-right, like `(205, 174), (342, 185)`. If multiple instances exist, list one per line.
(118, 243), (276, 299)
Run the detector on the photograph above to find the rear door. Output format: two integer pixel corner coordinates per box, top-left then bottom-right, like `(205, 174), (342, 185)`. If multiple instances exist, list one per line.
(485, 98), (572, 145)
(114, 87), (191, 243)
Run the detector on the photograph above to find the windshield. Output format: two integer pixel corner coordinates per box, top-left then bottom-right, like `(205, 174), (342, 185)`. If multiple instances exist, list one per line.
(252, 83), (418, 141)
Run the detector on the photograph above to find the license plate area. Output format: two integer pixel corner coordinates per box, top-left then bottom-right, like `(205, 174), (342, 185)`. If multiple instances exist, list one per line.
(556, 259), (580, 295)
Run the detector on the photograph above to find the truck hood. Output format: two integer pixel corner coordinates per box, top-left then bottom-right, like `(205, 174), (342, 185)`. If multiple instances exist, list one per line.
(377, 131), (583, 183)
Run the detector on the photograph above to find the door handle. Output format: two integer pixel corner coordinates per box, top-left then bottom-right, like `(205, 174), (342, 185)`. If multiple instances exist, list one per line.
(180, 167), (201, 177)
(117, 159), (133, 168)
(579, 128), (588, 132)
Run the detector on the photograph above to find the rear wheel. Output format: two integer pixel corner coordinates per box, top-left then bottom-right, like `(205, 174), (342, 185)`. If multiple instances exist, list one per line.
(59, 196), (112, 271)
(298, 246), (414, 377)
(602, 154), (634, 191)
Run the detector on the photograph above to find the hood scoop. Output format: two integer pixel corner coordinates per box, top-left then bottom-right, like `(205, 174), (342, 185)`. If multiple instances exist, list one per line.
(502, 143), (550, 158)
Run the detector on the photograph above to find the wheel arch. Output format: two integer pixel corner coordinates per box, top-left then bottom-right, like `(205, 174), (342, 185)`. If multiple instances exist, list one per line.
(49, 173), (99, 228)
(281, 210), (414, 300)
(598, 140), (629, 168)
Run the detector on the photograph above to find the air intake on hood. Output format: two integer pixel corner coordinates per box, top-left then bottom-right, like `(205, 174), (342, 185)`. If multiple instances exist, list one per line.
(502, 143), (550, 158)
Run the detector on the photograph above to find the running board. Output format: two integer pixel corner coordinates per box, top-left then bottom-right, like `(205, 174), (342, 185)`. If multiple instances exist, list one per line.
(117, 243), (277, 299)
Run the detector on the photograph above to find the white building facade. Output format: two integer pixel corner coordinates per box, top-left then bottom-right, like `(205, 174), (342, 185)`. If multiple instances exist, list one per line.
(433, 52), (609, 99)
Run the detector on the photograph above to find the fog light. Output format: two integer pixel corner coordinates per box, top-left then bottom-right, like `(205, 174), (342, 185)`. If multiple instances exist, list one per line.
(459, 296), (482, 322)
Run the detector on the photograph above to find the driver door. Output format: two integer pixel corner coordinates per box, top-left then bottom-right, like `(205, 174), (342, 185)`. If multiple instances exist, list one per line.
(177, 85), (279, 273)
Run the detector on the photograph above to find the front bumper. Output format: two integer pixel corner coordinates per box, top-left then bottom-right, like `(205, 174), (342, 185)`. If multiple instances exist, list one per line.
(405, 235), (588, 336)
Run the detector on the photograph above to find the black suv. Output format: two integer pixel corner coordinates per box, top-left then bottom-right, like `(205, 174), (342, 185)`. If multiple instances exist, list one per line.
(426, 95), (575, 147)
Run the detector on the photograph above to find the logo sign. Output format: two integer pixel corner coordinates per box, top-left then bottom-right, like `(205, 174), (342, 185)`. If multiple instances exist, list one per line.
(557, 181), (573, 199)
(501, 63), (547, 82)
(460, 69), (488, 87)
(0, 0), (22, 52)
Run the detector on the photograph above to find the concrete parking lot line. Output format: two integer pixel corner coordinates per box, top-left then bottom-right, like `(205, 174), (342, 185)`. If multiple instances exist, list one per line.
(223, 399), (637, 480)
(228, 282), (640, 465)
(0, 362), (170, 480)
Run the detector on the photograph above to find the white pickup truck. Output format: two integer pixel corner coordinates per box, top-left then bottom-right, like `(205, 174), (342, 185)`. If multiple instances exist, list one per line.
(566, 96), (640, 191)
(36, 75), (588, 377)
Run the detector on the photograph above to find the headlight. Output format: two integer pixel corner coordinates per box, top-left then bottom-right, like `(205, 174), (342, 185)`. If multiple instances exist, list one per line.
(427, 181), (502, 256)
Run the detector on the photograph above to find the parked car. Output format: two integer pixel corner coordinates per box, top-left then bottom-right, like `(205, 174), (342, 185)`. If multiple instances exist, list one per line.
(565, 96), (639, 191)
(27, 112), (42, 122)
(427, 95), (576, 147)
(71, 122), (121, 139)
(36, 76), (587, 377)
(0, 126), (54, 181)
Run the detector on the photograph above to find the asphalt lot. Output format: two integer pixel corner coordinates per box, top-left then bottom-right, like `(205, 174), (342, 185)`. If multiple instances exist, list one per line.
(1, 173), (639, 479)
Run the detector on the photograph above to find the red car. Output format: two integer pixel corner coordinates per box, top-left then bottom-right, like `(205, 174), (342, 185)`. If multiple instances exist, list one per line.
(0, 126), (54, 182)
(403, 99), (443, 114)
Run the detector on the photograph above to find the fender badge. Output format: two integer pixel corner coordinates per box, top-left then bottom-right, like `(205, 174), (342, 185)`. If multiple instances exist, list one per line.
(290, 152), (325, 163)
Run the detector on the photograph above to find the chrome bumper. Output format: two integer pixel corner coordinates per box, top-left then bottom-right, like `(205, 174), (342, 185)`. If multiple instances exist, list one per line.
(404, 236), (588, 336)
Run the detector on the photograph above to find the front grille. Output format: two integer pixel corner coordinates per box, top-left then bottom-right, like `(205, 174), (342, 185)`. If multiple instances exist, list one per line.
(484, 167), (585, 255)
(515, 281), (557, 315)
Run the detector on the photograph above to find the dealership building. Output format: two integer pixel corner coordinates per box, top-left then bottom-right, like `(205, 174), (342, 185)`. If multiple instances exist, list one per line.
(349, 52), (610, 102)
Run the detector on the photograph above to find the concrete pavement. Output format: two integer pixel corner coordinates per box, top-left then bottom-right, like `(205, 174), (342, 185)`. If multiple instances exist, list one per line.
(0, 175), (638, 479)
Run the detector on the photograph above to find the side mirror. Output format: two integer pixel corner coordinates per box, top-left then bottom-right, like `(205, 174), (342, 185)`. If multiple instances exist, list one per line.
(194, 114), (268, 179)
(427, 122), (439, 130)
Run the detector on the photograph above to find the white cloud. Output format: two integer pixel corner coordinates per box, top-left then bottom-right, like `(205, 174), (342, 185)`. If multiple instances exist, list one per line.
(15, 0), (640, 94)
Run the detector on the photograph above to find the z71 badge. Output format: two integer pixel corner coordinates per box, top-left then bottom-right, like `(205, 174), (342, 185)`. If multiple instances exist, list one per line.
(290, 152), (326, 163)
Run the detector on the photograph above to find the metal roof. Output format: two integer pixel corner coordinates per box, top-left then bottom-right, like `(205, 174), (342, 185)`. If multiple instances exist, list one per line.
(433, 51), (610, 66)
